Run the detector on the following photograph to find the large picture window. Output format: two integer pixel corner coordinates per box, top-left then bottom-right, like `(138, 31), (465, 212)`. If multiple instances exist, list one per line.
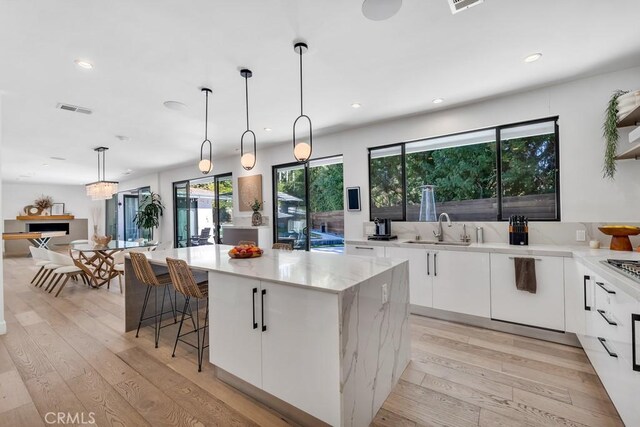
(368, 117), (559, 221)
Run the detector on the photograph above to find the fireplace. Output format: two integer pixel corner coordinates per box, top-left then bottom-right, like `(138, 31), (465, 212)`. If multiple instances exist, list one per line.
(28, 222), (70, 234)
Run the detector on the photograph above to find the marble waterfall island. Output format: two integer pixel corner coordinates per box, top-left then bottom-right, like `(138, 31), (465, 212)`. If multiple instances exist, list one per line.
(124, 245), (410, 426)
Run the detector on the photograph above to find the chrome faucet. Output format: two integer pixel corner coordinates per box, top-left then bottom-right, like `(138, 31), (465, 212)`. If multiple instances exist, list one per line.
(433, 212), (452, 242)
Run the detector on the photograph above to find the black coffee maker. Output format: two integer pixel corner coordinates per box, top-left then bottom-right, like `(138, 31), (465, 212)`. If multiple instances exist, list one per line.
(369, 218), (397, 241)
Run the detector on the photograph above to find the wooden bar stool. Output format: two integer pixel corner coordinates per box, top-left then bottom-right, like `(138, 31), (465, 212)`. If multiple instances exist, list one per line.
(129, 252), (177, 348)
(165, 258), (209, 372)
(272, 242), (293, 250)
(238, 240), (256, 246)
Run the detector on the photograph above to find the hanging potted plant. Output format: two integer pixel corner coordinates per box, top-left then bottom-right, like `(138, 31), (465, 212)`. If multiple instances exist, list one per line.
(603, 89), (629, 179)
(133, 192), (165, 240)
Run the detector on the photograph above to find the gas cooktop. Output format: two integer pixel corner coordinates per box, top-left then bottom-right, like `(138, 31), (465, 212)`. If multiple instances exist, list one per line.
(602, 259), (640, 283)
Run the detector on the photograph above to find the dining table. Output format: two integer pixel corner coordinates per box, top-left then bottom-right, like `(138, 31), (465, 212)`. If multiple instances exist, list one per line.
(70, 240), (157, 288)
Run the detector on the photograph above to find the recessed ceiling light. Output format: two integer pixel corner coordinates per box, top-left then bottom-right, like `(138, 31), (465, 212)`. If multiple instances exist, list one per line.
(433, 98), (444, 104)
(264, 127), (272, 132)
(351, 103), (362, 109)
(42, 163), (49, 167)
(74, 59), (94, 70)
(524, 53), (542, 63)
(362, 0), (402, 21)
(163, 100), (188, 111)
(115, 135), (130, 141)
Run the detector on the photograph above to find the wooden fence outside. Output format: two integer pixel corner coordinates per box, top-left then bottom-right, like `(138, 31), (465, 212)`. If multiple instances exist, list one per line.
(310, 211), (344, 235)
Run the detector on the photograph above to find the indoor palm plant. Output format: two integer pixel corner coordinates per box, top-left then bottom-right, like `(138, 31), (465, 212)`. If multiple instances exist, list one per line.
(133, 192), (165, 239)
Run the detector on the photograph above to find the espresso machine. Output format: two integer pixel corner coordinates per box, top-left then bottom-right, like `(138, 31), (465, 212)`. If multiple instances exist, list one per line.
(368, 218), (397, 241)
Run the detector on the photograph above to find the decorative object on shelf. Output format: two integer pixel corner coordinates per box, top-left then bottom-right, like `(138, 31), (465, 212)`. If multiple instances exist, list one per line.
(34, 195), (53, 215)
(292, 41), (313, 162)
(86, 147), (119, 200)
(198, 87), (213, 174)
(51, 203), (65, 216)
(238, 174), (262, 212)
(603, 90), (629, 179)
(228, 243), (263, 259)
(250, 199), (264, 226)
(598, 225), (640, 251)
(239, 69), (257, 170)
(23, 205), (43, 216)
(133, 192), (165, 240)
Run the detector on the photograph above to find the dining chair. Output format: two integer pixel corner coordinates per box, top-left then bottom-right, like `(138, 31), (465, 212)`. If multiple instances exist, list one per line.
(29, 247), (52, 285)
(36, 250), (64, 289)
(129, 252), (177, 348)
(46, 251), (86, 297)
(165, 257), (209, 372)
(112, 250), (126, 293)
(272, 242), (293, 250)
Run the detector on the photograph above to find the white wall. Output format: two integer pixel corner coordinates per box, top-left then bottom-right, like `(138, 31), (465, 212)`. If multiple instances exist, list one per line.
(0, 95), (6, 334)
(119, 65), (640, 244)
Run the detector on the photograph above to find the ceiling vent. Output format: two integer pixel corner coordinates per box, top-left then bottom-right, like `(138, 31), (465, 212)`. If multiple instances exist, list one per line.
(56, 103), (92, 115)
(448, 0), (483, 14)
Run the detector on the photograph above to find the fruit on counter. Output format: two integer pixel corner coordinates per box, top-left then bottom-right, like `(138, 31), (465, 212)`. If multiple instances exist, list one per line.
(228, 244), (263, 258)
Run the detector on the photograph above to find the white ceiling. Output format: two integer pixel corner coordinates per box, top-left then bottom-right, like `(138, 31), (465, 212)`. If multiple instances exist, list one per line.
(1, 0), (640, 185)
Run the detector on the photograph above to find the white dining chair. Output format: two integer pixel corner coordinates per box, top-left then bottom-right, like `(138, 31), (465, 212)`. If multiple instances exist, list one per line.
(46, 251), (85, 297)
(112, 250), (126, 293)
(29, 246), (52, 285)
(35, 250), (64, 289)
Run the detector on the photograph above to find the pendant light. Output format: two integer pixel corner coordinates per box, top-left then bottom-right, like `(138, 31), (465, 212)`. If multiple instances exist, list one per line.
(292, 42), (312, 162)
(239, 69), (257, 170)
(198, 87), (213, 174)
(85, 147), (118, 200)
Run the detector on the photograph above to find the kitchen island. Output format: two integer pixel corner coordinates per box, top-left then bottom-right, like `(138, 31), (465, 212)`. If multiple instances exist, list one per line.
(124, 245), (410, 426)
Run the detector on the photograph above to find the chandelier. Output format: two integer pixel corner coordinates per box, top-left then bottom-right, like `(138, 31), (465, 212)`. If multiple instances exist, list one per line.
(86, 147), (118, 200)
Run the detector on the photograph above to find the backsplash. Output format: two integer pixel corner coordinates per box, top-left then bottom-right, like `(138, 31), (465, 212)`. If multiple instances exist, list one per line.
(362, 221), (640, 248)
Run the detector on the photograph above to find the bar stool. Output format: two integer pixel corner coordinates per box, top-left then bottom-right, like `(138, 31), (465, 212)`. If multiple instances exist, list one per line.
(238, 240), (256, 246)
(129, 252), (177, 348)
(272, 242), (293, 250)
(165, 258), (209, 372)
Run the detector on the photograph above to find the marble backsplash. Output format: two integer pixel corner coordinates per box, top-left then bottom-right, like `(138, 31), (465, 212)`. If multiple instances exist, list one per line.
(362, 221), (640, 248)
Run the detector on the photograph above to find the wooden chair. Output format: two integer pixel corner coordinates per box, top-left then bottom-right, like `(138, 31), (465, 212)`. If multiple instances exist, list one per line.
(129, 252), (177, 348)
(165, 257), (209, 371)
(272, 242), (293, 251)
(238, 240), (256, 246)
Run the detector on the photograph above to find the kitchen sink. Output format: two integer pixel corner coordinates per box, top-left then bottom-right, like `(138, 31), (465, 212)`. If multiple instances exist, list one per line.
(406, 240), (471, 246)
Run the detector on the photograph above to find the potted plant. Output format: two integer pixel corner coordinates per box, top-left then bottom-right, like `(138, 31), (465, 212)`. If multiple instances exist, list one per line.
(250, 199), (264, 226)
(133, 192), (165, 240)
(603, 89), (629, 179)
(34, 195), (53, 215)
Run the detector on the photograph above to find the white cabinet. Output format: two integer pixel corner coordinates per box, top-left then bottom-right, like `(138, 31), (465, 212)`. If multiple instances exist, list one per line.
(564, 259), (586, 335)
(490, 254), (565, 331)
(386, 247), (432, 307)
(209, 272), (341, 426)
(432, 250), (491, 318)
(346, 244), (385, 257)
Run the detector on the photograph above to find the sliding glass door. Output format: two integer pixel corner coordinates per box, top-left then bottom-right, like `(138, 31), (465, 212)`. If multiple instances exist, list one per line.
(273, 156), (344, 252)
(173, 173), (233, 247)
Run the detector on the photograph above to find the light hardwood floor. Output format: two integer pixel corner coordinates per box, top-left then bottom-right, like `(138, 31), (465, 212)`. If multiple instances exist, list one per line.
(0, 257), (624, 427)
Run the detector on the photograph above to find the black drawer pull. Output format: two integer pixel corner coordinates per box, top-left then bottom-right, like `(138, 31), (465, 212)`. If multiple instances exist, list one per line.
(355, 246), (374, 250)
(597, 337), (618, 358)
(427, 253), (430, 276)
(596, 282), (616, 294)
(632, 313), (640, 372)
(583, 275), (591, 311)
(434, 253), (437, 277)
(597, 309), (618, 326)
(252, 288), (258, 329)
(261, 289), (267, 332)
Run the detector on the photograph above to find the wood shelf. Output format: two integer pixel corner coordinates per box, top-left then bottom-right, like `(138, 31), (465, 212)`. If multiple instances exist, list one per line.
(617, 104), (640, 128)
(15, 215), (75, 221)
(615, 143), (640, 160)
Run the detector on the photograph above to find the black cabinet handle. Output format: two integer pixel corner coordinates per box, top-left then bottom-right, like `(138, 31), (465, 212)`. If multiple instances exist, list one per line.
(597, 337), (618, 358)
(596, 281), (616, 294)
(427, 253), (430, 276)
(632, 313), (640, 372)
(434, 253), (437, 277)
(252, 288), (258, 329)
(583, 275), (591, 311)
(597, 309), (617, 326)
(261, 289), (267, 332)
(355, 246), (374, 250)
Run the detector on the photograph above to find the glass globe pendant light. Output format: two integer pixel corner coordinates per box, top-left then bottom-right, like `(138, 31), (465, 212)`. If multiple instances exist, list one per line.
(198, 87), (213, 174)
(239, 69), (257, 170)
(292, 42), (312, 162)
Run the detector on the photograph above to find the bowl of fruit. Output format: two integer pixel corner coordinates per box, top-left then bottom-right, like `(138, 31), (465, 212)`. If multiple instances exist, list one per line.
(228, 244), (263, 259)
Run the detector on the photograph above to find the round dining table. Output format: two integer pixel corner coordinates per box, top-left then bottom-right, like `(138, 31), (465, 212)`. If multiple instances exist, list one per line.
(70, 240), (157, 288)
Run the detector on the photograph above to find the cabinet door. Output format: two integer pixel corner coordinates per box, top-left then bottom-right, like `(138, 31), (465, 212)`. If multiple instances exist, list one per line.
(433, 250), (491, 317)
(346, 244), (385, 257)
(260, 281), (341, 426)
(386, 247), (432, 307)
(490, 254), (564, 331)
(209, 272), (262, 388)
(564, 259), (586, 335)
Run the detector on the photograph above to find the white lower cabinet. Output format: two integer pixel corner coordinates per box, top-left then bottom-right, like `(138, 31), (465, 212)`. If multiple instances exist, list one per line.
(346, 243), (385, 257)
(386, 246), (432, 307)
(432, 250), (491, 317)
(490, 254), (565, 331)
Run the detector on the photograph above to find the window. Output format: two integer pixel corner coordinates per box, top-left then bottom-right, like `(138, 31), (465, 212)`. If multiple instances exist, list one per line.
(368, 117), (559, 221)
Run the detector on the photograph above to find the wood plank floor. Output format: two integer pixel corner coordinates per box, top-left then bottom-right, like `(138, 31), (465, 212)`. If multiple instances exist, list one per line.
(0, 257), (623, 427)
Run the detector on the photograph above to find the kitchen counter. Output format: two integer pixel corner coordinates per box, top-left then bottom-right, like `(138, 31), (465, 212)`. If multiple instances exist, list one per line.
(124, 245), (410, 426)
(572, 248), (640, 301)
(220, 224), (270, 229)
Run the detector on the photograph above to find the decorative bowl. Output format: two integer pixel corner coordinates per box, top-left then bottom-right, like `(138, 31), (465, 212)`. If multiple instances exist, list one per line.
(92, 235), (112, 246)
(228, 246), (263, 259)
(598, 225), (640, 251)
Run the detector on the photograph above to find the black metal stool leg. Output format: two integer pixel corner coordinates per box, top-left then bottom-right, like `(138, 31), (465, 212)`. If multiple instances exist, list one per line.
(172, 297), (190, 357)
(199, 299), (209, 372)
(136, 286), (152, 338)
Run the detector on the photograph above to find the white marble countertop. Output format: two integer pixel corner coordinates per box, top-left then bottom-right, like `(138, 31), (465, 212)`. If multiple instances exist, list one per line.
(134, 245), (406, 294)
(572, 249), (640, 301)
(220, 224), (270, 229)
